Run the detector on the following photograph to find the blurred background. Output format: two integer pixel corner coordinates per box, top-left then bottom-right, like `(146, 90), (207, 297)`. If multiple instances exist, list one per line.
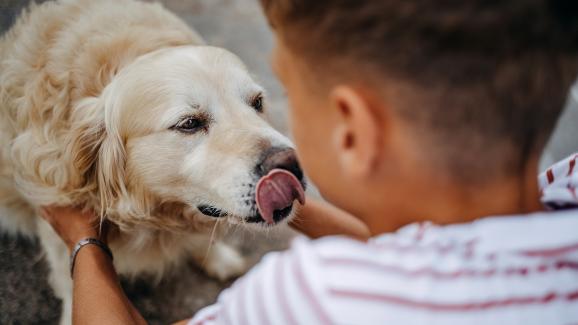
(0, 0), (577, 324)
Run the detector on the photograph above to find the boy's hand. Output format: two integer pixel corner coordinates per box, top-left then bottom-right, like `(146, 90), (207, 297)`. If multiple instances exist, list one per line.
(291, 198), (371, 241)
(40, 206), (107, 252)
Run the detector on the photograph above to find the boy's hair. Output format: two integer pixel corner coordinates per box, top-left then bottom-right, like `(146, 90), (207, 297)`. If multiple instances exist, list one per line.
(261, 0), (578, 182)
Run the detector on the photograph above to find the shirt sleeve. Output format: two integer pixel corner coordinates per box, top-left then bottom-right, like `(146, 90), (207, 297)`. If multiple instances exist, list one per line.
(188, 237), (333, 325)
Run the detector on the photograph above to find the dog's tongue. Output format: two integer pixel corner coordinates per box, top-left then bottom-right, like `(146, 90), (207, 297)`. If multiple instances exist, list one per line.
(256, 169), (305, 224)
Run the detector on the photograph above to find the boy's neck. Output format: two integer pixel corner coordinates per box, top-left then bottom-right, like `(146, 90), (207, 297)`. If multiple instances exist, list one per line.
(363, 159), (543, 236)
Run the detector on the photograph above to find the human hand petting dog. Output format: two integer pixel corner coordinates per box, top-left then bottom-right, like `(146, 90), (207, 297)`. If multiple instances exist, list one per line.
(39, 206), (107, 252)
(37, 199), (367, 325)
(40, 206), (146, 325)
(292, 198), (371, 241)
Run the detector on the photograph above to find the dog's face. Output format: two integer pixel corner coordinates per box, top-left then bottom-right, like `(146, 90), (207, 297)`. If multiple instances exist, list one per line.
(81, 46), (305, 229)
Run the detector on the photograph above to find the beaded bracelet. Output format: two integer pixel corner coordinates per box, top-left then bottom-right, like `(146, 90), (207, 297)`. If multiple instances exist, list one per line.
(69, 238), (113, 278)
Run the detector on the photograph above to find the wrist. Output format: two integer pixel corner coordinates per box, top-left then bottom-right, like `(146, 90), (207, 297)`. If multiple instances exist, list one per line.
(70, 237), (114, 277)
(66, 231), (104, 252)
(79, 245), (113, 263)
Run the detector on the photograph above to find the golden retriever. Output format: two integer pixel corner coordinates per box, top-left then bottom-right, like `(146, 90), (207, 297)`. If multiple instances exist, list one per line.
(0, 0), (306, 324)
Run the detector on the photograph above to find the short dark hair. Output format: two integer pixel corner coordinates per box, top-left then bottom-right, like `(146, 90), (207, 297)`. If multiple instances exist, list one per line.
(261, 0), (578, 182)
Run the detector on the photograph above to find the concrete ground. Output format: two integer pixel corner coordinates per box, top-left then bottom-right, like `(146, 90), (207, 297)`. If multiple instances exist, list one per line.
(0, 0), (295, 324)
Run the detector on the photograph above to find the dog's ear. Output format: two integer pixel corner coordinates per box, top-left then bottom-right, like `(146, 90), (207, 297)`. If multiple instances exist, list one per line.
(69, 97), (106, 186)
(96, 122), (127, 214)
(68, 97), (127, 214)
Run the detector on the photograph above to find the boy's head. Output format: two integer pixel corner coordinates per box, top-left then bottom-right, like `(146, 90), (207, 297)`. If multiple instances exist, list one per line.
(261, 0), (578, 227)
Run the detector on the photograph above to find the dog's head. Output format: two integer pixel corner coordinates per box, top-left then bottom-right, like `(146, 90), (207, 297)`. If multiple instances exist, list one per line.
(70, 46), (305, 231)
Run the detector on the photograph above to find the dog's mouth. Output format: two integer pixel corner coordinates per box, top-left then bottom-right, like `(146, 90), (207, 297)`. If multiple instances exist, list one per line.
(197, 205), (228, 218)
(197, 168), (306, 225)
(197, 203), (295, 225)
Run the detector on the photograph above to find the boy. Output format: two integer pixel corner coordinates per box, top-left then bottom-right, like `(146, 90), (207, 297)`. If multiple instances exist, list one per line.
(40, 0), (578, 324)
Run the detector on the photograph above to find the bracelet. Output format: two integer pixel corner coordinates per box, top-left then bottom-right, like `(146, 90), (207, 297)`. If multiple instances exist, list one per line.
(70, 238), (113, 278)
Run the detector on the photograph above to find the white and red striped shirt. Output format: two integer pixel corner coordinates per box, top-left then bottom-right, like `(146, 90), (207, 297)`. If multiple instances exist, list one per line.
(190, 154), (578, 325)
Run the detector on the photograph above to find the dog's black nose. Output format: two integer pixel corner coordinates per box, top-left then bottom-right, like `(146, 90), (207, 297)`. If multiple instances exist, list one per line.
(256, 147), (304, 181)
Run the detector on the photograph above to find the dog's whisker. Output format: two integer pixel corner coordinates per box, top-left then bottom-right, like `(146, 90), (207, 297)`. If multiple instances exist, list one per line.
(201, 218), (221, 268)
(98, 214), (106, 237)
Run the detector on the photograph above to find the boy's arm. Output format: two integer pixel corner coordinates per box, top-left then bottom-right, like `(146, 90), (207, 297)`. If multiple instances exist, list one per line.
(290, 197), (371, 240)
(40, 207), (147, 325)
(72, 245), (147, 325)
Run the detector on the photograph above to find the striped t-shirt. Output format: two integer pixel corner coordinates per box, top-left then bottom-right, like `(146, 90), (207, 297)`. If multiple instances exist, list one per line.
(189, 153), (578, 325)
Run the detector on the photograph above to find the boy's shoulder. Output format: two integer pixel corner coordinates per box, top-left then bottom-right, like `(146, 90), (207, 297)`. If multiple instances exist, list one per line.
(192, 211), (578, 325)
(291, 210), (578, 324)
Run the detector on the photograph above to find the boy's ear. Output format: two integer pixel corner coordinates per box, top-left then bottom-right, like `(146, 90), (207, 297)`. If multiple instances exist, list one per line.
(330, 85), (381, 179)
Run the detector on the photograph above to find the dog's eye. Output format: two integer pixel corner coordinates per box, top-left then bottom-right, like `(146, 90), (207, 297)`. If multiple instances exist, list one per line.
(172, 116), (208, 134)
(251, 94), (264, 113)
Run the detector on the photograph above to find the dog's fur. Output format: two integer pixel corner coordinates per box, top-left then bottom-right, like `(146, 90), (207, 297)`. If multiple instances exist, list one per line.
(0, 0), (296, 323)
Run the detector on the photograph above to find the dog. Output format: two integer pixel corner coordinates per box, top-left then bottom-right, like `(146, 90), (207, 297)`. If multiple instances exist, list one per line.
(0, 0), (306, 323)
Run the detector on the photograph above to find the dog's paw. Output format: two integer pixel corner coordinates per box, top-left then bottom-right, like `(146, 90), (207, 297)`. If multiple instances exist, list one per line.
(202, 242), (247, 281)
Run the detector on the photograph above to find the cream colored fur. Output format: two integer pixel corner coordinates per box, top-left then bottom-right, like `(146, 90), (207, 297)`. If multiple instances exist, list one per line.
(0, 1), (294, 324)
